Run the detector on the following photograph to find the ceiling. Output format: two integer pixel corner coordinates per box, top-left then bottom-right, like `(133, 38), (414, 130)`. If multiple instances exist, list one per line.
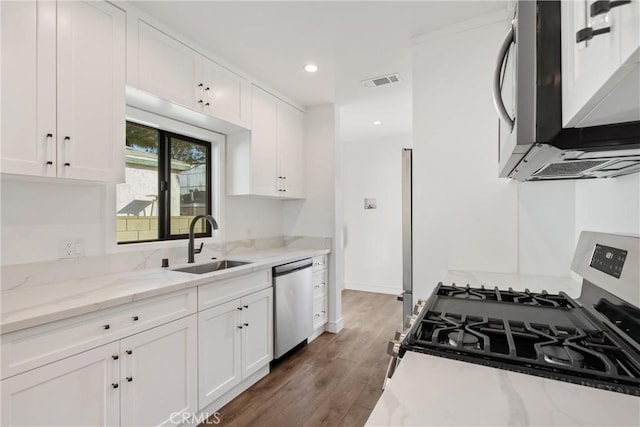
(131, 1), (507, 142)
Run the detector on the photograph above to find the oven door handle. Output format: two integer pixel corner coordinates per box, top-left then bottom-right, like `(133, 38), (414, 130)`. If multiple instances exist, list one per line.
(492, 23), (515, 131)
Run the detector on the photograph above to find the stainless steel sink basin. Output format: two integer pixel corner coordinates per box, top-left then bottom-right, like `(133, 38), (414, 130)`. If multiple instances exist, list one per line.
(172, 260), (250, 274)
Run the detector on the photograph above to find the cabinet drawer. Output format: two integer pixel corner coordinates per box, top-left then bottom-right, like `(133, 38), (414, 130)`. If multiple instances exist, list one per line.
(312, 269), (328, 300)
(312, 297), (328, 330)
(1, 288), (197, 379)
(312, 255), (327, 272)
(198, 270), (271, 311)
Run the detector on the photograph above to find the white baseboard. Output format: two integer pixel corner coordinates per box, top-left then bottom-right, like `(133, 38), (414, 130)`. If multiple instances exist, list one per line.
(326, 317), (343, 333)
(344, 282), (400, 295)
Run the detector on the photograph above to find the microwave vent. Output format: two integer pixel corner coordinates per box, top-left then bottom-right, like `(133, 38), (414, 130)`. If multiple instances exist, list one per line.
(533, 160), (609, 178)
(361, 73), (400, 88)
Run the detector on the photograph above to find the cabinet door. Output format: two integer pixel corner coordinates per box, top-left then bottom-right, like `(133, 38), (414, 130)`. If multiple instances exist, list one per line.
(1, 342), (120, 427)
(241, 288), (273, 378)
(198, 299), (242, 409)
(120, 315), (198, 427)
(56, 0), (125, 182)
(137, 20), (199, 111)
(250, 85), (279, 196)
(200, 57), (249, 126)
(1, 0), (56, 177)
(277, 101), (305, 199)
(562, 0), (621, 127)
(619, 0), (639, 65)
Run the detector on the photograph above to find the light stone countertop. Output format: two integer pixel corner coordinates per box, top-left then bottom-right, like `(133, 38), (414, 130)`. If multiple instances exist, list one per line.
(366, 351), (640, 427)
(367, 270), (638, 426)
(1, 247), (329, 334)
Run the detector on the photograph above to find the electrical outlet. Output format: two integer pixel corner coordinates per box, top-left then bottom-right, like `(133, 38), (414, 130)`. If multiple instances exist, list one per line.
(59, 238), (85, 259)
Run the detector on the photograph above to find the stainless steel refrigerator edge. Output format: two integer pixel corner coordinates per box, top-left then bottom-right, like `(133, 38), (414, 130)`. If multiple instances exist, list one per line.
(399, 148), (413, 320)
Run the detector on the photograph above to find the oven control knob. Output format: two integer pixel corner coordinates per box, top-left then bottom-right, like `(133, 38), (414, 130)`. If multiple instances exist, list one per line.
(404, 315), (416, 329)
(387, 339), (400, 357)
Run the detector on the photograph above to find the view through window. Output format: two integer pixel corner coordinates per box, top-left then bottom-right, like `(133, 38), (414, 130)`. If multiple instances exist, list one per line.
(117, 122), (212, 244)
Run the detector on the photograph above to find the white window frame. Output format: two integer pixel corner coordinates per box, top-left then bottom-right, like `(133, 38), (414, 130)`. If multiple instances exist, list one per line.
(106, 106), (226, 253)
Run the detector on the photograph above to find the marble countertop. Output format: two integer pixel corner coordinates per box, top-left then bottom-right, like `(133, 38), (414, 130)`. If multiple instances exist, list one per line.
(1, 247), (329, 334)
(366, 351), (640, 426)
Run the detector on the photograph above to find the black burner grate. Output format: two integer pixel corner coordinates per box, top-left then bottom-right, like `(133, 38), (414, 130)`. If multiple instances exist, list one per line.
(403, 283), (640, 396)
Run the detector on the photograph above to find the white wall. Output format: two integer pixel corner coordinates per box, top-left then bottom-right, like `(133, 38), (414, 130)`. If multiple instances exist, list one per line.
(283, 104), (335, 238)
(575, 174), (640, 239)
(412, 18), (518, 298)
(0, 177), (284, 265)
(1, 179), (109, 265)
(412, 14), (581, 298)
(342, 134), (411, 295)
(518, 181), (576, 276)
(225, 196), (283, 241)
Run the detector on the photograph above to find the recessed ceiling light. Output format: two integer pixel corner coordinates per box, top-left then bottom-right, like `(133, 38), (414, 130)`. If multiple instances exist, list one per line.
(373, 120), (382, 125)
(304, 64), (318, 73)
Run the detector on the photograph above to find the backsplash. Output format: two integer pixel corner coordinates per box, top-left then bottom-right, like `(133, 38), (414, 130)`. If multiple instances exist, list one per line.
(1, 235), (332, 291)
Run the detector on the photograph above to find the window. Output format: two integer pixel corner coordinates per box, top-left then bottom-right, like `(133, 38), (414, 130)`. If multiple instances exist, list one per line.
(117, 121), (213, 244)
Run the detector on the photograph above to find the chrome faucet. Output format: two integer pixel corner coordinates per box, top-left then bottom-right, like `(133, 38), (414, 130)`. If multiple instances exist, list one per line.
(187, 214), (219, 263)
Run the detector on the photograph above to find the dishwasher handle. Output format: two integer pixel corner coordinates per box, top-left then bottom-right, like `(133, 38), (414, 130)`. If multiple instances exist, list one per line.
(273, 258), (313, 277)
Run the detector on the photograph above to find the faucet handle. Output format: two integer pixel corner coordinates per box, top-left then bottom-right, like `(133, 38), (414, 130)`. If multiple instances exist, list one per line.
(194, 242), (204, 254)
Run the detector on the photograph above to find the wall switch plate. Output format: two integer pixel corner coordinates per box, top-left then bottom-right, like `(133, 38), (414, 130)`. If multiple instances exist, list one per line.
(59, 238), (85, 258)
(364, 198), (377, 209)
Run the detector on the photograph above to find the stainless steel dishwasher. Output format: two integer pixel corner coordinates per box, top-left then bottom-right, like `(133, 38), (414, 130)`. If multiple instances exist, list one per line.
(273, 258), (313, 359)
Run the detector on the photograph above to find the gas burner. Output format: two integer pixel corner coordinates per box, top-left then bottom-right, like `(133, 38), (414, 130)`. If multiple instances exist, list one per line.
(541, 345), (585, 368)
(447, 331), (481, 349)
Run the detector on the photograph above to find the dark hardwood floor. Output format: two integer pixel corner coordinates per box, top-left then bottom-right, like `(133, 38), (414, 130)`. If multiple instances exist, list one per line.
(209, 289), (402, 427)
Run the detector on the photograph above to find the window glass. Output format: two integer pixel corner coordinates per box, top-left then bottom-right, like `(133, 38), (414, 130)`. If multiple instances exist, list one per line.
(116, 122), (212, 244)
(169, 136), (210, 237)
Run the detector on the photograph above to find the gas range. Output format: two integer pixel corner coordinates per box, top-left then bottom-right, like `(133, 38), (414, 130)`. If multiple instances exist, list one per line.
(387, 232), (640, 397)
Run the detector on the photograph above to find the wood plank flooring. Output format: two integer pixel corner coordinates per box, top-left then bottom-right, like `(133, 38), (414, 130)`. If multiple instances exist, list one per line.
(209, 289), (402, 427)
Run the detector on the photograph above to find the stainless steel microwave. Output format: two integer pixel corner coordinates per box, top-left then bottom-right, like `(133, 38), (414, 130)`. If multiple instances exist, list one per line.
(493, 0), (640, 181)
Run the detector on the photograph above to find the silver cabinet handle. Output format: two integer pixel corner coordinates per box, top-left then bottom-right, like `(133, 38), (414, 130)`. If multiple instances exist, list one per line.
(492, 23), (515, 131)
(45, 133), (54, 166)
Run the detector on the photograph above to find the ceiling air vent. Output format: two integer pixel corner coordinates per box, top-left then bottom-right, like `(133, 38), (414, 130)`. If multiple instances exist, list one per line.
(361, 73), (401, 88)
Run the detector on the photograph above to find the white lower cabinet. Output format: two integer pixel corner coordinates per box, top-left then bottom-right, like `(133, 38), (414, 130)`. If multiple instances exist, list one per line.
(120, 315), (198, 427)
(311, 255), (329, 332)
(1, 341), (121, 426)
(1, 270), (276, 426)
(1, 315), (197, 427)
(198, 287), (273, 409)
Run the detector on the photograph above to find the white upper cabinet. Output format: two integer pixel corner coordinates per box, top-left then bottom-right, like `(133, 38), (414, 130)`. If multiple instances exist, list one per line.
(0, 0), (125, 182)
(247, 85), (279, 196)
(276, 101), (305, 199)
(200, 56), (251, 125)
(135, 20), (250, 128)
(562, 0), (639, 127)
(227, 85), (306, 199)
(137, 20), (200, 111)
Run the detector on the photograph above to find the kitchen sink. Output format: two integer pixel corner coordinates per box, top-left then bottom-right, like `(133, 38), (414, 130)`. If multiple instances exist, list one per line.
(172, 260), (251, 274)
